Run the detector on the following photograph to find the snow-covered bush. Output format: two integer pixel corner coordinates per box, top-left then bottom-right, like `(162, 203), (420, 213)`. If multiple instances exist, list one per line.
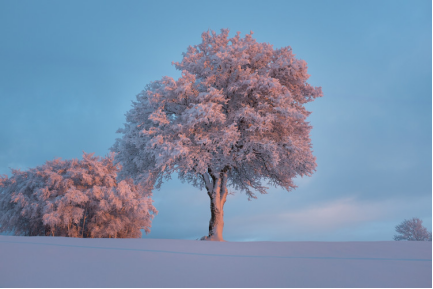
(0, 153), (156, 238)
(394, 218), (431, 241)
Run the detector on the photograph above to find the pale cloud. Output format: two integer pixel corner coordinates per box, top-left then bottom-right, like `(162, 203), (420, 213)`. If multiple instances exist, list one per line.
(275, 195), (432, 234)
(279, 197), (384, 231)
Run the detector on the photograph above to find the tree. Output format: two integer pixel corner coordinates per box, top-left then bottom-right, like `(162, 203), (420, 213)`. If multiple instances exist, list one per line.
(112, 29), (322, 241)
(394, 218), (431, 241)
(0, 153), (157, 238)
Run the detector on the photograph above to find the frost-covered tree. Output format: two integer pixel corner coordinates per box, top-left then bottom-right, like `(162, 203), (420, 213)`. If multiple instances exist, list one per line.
(0, 153), (156, 238)
(394, 218), (431, 241)
(112, 29), (322, 241)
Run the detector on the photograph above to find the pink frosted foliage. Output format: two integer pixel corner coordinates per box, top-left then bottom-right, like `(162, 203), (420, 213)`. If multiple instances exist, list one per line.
(0, 153), (157, 238)
(112, 29), (322, 240)
(394, 218), (431, 241)
(113, 29), (322, 196)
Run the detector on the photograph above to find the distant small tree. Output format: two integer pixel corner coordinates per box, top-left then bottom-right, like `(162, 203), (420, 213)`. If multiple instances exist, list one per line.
(0, 153), (157, 238)
(394, 218), (431, 241)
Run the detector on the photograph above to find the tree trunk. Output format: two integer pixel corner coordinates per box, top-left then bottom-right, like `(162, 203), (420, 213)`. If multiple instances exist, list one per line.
(201, 170), (228, 241)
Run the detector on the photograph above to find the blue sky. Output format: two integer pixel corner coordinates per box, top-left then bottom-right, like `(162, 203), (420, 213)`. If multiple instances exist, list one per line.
(0, 0), (431, 241)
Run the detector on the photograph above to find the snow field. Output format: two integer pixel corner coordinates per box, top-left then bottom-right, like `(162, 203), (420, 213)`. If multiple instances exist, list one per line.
(0, 235), (431, 287)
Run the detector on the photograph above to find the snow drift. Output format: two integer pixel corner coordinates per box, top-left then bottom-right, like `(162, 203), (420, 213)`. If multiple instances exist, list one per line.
(0, 235), (431, 287)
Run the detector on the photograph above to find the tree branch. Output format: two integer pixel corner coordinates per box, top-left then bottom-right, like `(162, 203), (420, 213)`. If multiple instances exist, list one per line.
(201, 173), (212, 195)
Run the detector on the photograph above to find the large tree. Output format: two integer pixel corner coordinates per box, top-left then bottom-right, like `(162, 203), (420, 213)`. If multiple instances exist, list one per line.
(112, 29), (322, 241)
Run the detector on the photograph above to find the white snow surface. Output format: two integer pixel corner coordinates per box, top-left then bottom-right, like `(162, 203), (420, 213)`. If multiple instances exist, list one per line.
(0, 235), (431, 287)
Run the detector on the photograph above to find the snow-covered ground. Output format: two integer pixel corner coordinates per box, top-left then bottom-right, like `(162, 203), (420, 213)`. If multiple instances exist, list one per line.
(0, 235), (431, 287)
